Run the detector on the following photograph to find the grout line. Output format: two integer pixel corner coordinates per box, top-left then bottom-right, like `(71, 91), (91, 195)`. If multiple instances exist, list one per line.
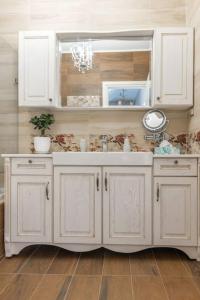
(17, 245), (40, 274)
(0, 273), (17, 296)
(130, 252), (135, 300)
(153, 249), (170, 300)
(191, 276), (200, 297)
(97, 248), (105, 300)
(129, 253), (135, 299)
(131, 276), (135, 300)
(45, 247), (60, 274)
(63, 252), (81, 300)
(29, 246), (60, 300)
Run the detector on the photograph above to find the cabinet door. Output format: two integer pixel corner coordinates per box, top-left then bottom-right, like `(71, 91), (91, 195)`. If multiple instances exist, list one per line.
(18, 31), (56, 107)
(103, 167), (152, 245)
(11, 176), (52, 243)
(154, 177), (197, 246)
(54, 167), (101, 244)
(153, 28), (193, 108)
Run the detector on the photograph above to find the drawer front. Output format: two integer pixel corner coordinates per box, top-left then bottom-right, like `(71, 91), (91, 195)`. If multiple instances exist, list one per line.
(11, 158), (52, 175)
(154, 158), (197, 176)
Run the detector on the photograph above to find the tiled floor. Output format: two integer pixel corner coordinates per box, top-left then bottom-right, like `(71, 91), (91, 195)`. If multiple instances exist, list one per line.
(0, 246), (200, 300)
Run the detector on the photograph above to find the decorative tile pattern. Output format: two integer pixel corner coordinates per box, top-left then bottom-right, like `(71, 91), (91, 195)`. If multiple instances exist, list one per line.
(30, 132), (190, 154)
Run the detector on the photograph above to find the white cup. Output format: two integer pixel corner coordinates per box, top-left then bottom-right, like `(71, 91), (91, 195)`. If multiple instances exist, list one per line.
(80, 138), (87, 152)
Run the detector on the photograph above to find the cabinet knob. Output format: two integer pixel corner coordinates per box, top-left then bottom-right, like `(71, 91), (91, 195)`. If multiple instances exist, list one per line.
(174, 160), (178, 165)
(49, 98), (53, 102)
(28, 159), (32, 164)
(157, 96), (161, 101)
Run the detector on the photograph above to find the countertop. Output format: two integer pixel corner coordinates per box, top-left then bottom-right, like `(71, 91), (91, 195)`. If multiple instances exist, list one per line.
(1, 153), (200, 158)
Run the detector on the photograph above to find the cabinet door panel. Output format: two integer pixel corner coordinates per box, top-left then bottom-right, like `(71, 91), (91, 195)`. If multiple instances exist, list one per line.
(18, 31), (55, 107)
(153, 28), (193, 107)
(54, 167), (101, 244)
(11, 176), (52, 243)
(154, 177), (197, 246)
(103, 167), (152, 245)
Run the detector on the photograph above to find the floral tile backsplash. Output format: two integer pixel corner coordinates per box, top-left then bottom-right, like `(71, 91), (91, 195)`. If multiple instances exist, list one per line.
(30, 131), (198, 154)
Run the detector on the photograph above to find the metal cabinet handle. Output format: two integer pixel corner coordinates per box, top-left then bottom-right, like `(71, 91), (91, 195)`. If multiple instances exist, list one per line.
(46, 182), (50, 200)
(156, 183), (159, 202)
(105, 172), (108, 191)
(28, 159), (32, 164)
(49, 98), (53, 102)
(174, 160), (178, 165)
(96, 173), (100, 191)
(157, 96), (161, 101)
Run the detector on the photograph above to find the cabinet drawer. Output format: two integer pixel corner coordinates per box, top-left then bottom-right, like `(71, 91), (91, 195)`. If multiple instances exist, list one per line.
(154, 158), (197, 176)
(11, 158), (52, 175)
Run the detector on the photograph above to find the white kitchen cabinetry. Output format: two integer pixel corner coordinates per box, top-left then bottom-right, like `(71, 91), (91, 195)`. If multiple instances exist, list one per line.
(18, 31), (56, 107)
(153, 158), (198, 247)
(103, 167), (152, 245)
(54, 167), (102, 244)
(153, 28), (193, 108)
(11, 176), (52, 243)
(18, 27), (194, 110)
(3, 155), (199, 260)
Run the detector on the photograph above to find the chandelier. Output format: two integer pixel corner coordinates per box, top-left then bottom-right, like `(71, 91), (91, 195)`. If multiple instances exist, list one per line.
(71, 41), (93, 73)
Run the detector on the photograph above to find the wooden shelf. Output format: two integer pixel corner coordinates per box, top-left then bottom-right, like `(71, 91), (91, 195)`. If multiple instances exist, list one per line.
(54, 106), (152, 111)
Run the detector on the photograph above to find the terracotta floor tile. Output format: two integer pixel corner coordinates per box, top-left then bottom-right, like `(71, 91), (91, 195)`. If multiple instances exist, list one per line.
(31, 274), (71, 300)
(0, 274), (42, 300)
(130, 249), (159, 276)
(48, 249), (79, 275)
(0, 246), (36, 274)
(20, 245), (58, 274)
(0, 274), (15, 294)
(134, 276), (168, 300)
(154, 248), (191, 277)
(103, 251), (130, 275)
(100, 276), (133, 300)
(76, 249), (104, 275)
(66, 276), (101, 300)
(193, 276), (200, 293)
(163, 276), (200, 300)
(178, 252), (200, 277)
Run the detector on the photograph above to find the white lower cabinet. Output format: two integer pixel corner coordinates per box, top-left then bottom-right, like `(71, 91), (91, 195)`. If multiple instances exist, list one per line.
(6, 156), (199, 259)
(11, 176), (52, 243)
(54, 166), (152, 246)
(103, 167), (152, 245)
(154, 177), (197, 246)
(54, 167), (102, 244)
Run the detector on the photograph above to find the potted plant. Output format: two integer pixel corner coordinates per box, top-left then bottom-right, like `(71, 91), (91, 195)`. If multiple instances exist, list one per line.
(30, 113), (55, 153)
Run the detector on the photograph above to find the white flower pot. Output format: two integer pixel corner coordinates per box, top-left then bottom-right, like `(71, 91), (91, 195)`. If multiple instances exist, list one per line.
(34, 137), (51, 154)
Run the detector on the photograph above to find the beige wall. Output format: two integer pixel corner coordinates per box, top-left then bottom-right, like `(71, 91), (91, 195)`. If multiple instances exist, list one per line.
(0, 203), (4, 258)
(187, 1), (200, 132)
(0, 0), (189, 157)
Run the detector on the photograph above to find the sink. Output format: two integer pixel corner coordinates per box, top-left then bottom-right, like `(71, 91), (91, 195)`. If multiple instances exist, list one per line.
(53, 152), (153, 166)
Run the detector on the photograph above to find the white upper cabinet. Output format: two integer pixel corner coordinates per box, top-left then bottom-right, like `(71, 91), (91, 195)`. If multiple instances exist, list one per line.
(18, 31), (56, 107)
(103, 167), (152, 245)
(153, 28), (193, 108)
